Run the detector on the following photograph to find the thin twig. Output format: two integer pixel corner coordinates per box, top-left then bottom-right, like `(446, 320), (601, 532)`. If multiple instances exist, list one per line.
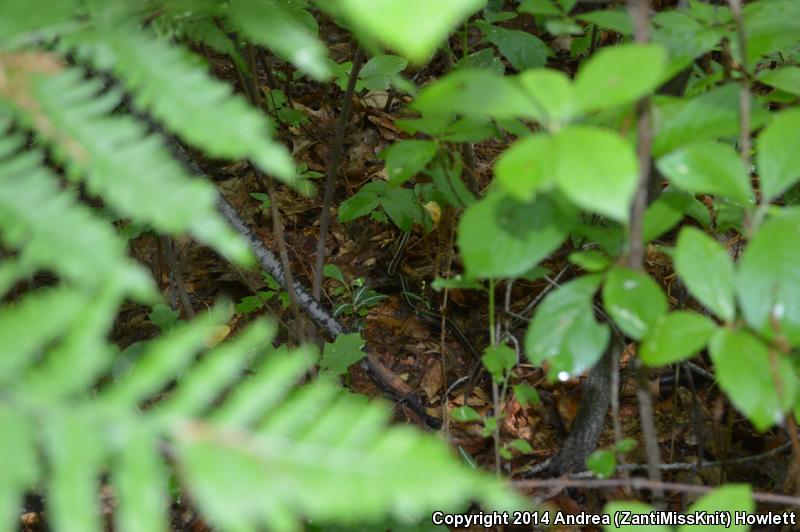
(312, 47), (365, 305)
(627, 0), (662, 497)
(159, 236), (195, 318)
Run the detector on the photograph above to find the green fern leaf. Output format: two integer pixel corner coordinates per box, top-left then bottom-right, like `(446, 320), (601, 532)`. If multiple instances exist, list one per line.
(0, 0), (80, 48)
(4, 67), (251, 263)
(0, 407), (38, 532)
(0, 128), (151, 294)
(72, 27), (294, 181)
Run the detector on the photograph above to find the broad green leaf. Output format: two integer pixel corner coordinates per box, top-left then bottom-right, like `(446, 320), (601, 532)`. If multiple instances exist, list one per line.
(603, 502), (670, 532)
(512, 384), (540, 406)
(229, 0), (329, 79)
(517, 69), (576, 126)
(656, 141), (753, 204)
(509, 439), (533, 454)
(641, 190), (693, 243)
(452, 406), (482, 422)
(0, 0), (79, 45)
(475, 21), (550, 71)
(737, 211), (800, 345)
(338, 181), (385, 222)
(525, 275), (609, 379)
(602, 268), (667, 340)
(653, 83), (768, 155)
(679, 485), (753, 532)
(359, 54), (408, 91)
(380, 187), (426, 231)
(709, 329), (796, 432)
(413, 69), (537, 119)
(552, 126), (638, 223)
(568, 250), (611, 272)
(323, 264), (346, 284)
(577, 10), (633, 34)
(674, 227), (735, 322)
(320, 333), (367, 376)
(574, 43), (666, 112)
(640, 311), (716, 366)
(759, 67), (800, 96)
(334, 0), (485, 63)
(482, 345), (517, 383)
(495, 134), (556, 201)
(382, 140), (438, 186)
(518, 0), (562, 16)
(586, 449), (615, 478)
(458, 191), (575, 278)
(742, 0), (800, 65)
(457, 48), (505, 75)
(757, 109), (800, 200)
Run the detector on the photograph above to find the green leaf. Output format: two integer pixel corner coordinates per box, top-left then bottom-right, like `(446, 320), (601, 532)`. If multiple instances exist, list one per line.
(674, 227), (735, 321)
(577, 10), (633, 34)
(323, 264), (345, 284)
(148, 304), (180, 331)
(653, 83), (768, 156)
(586, 449), (615, 479)
(452, 406), (482, 422)
(229, 0), (330, 79)
(678, 485), (753, 532)
(615, 438), (637, 453)
(656, 141), (753, 204)
(574, 43), (666, 112)
(759, 67), (800, 96)
(0, 407), (38, 532)
(339, 181), (385, 222)
(525, 275), (609, 379)
(359, 54), (408, 91)
(320, 333), (367, 376)
(382, 140), (438, 186)
(568, 250), (611, 272)
(333, 0), (485, 63)
(457, 48), (505, 75)
(641, 190), (692, 243)
(757, 109), (800, 200)
(709, 329), (796, 432)
(602, 268), (667, 340)
(412, 69), (537, 118)
(518, 0), (562, 16)
(517, 68), (576, 126)
(512, 384), (540, 407)
(640, 311), (716, 366)
(431, 275), (482, 291)
(495, 134), (556, 201)
(380, 187), (425, 231)
(481, 345), (517, 383)
(552, 126), (639, 223)
(509, 439), (533, 454)
(458, 191), (576, 278)
(737, 211), (800, 345)
(475, 21), (550, 71)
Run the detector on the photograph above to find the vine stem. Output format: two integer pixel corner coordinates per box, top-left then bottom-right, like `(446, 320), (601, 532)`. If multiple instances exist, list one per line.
(627, 0), (663, 498)
(312, 47), (365, 306)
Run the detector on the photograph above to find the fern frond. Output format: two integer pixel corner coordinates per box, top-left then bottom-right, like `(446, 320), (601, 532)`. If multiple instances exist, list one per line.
(0, 127), (151, 294)
(3, 66), (250, 263)
(0, 0), (81, 49)
(0, 406), (38, 531)
(71, 27), (294, 181)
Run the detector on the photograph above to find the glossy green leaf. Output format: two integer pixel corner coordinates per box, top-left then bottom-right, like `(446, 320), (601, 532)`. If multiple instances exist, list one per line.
(412, 69), (536, 118)
(737, 211), (800, 345)
(602, 268), (667, 340)
(586, 449), (615, 479)
(574, 43), (666, 112)
(525, 275), (609, 379)
(674, 227), (735, 321)
(709, 329), (796, 432)
(475, 21), (550, 71)
(758, 67), (800, 97)
(517, 69), (576, 126)
(757, 109), (800, 200)
(359, 54), (408, 91)
(678, 485), (753, 532)
(320, 333), (366, 376)
(458, 191), (575, 278)
(656, 141), (753, 204)
(382, 140), (438, 186)
(577, 10), (633, 34)
(334, 0), (485, 62)
(552, 126), (638, 223)
(495, 134), (556, 201)
(640, 311), (716, 366)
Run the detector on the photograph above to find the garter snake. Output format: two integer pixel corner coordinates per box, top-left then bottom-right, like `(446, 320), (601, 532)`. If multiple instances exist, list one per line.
(387, 231), (482, 363)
